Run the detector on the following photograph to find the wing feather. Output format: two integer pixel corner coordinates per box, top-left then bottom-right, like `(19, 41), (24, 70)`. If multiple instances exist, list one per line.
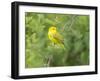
(53, 32), (64, 44)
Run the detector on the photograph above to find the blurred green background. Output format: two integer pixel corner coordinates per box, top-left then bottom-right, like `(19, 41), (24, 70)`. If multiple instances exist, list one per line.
(25, 12), (89, 68)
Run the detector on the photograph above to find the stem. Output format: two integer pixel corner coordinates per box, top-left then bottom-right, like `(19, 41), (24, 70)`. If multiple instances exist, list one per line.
(62, 15), (78, 32)
(47, 55), (53, 67)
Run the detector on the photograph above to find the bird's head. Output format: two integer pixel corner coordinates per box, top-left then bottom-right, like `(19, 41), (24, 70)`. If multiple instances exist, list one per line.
(49, 26), (57, 32)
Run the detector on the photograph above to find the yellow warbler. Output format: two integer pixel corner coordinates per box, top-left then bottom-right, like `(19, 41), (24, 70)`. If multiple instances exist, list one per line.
(48, 26), (65, 49)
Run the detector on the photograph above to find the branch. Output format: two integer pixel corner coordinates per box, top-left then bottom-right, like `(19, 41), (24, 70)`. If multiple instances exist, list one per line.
(47, 55), (53, 67)
(43, 55), (53, 67)
(62, 15), (78, 32)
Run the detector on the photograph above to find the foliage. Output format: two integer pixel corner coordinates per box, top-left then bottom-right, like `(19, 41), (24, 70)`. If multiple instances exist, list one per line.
(25, 12), (89, 68)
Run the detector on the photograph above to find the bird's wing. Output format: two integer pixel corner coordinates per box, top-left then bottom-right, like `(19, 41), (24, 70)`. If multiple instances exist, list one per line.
(53, 32), (64, 44)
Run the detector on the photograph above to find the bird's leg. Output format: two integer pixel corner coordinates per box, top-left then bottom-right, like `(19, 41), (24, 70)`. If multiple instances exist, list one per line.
(53, 43), (59, 48)
(51, 42), (55, 46)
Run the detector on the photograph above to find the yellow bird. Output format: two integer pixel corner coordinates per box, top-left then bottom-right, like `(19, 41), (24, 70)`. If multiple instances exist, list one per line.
(48, 26), (65, 50)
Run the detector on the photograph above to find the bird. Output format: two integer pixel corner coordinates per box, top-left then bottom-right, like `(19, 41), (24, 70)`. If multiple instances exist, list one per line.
(48, 26), (65, 50)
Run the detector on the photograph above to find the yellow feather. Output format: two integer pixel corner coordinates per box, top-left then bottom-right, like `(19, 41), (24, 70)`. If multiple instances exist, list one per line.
(48, 26), (65, 50)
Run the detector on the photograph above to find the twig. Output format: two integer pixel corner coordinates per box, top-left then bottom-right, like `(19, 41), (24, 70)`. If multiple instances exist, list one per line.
(62, 15), (78, 32)
(68, 15), (78, 31)
(62, 19), (71, 32)
(47, 55), (53, 67)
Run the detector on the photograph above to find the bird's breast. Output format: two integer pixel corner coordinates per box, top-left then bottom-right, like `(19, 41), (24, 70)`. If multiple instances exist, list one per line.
(48, 31), (53, 40)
